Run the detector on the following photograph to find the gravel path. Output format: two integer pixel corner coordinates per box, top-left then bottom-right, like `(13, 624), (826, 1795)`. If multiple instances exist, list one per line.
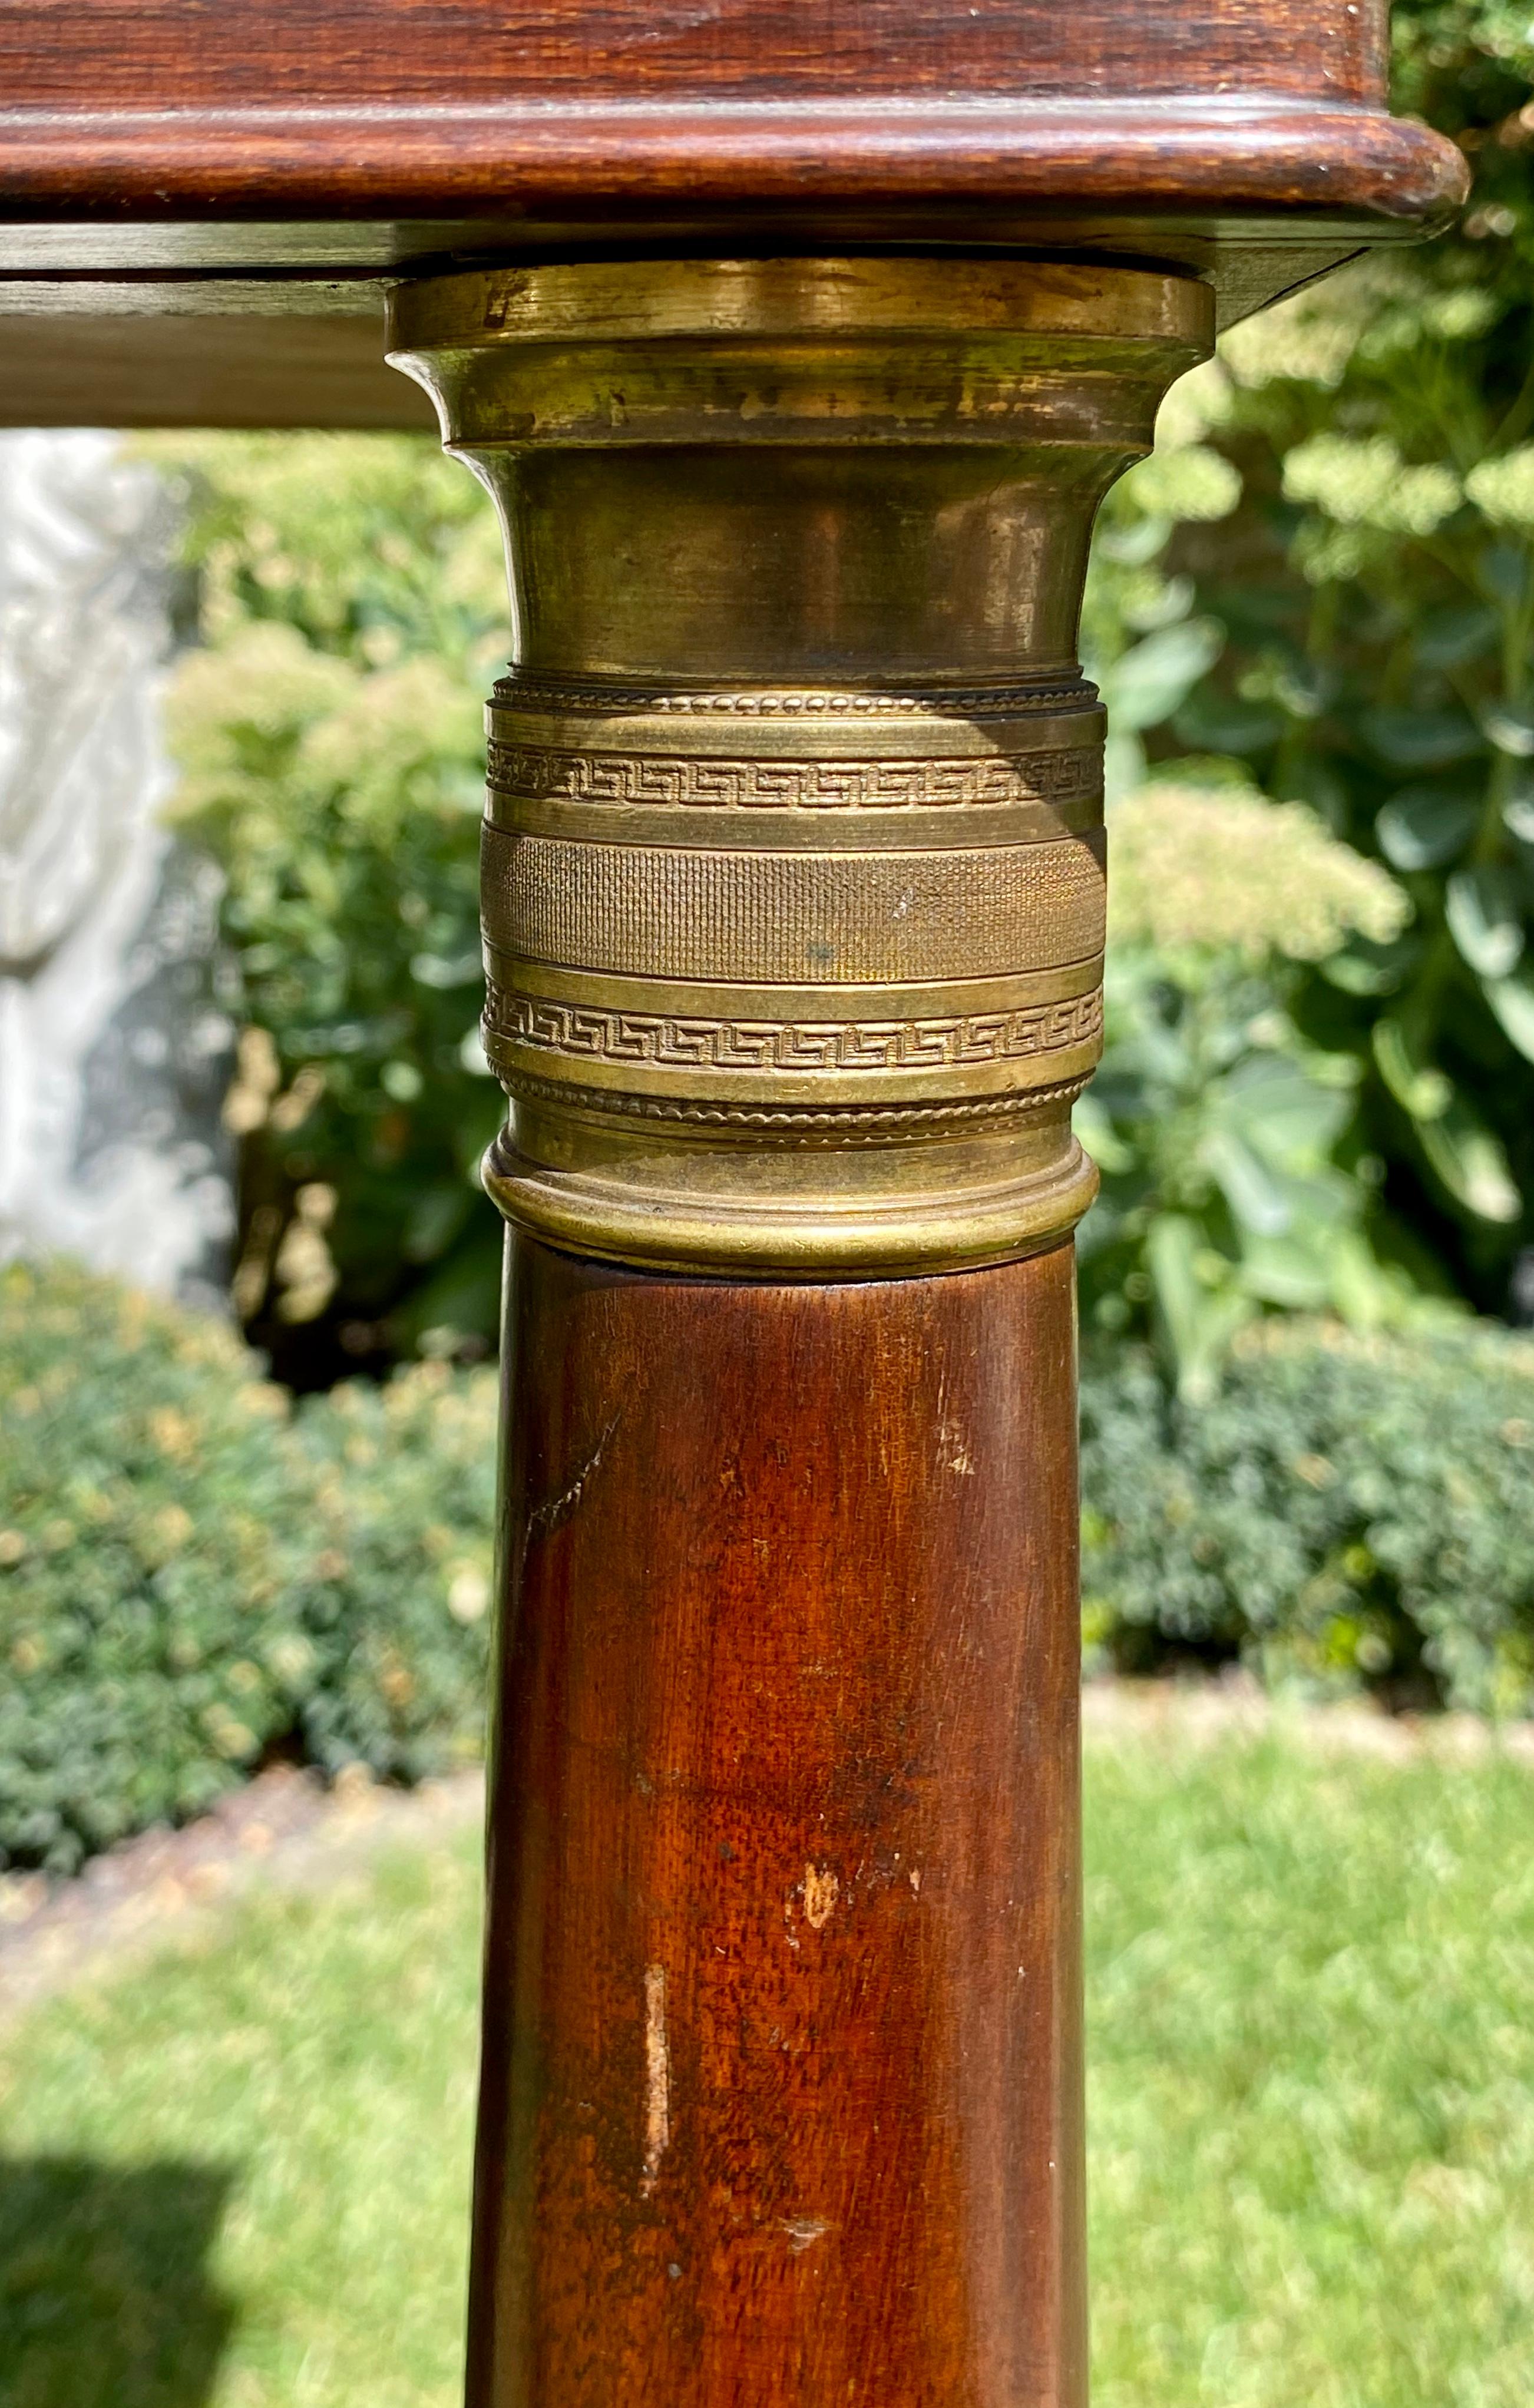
(0, 1762), (484, 2027)
(1081, 1671), (1534, 1763)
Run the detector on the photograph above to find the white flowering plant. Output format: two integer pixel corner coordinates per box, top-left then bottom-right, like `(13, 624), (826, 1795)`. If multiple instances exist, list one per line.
(1076, 780), (1452, 1397)
(145, 434), (510, 1382)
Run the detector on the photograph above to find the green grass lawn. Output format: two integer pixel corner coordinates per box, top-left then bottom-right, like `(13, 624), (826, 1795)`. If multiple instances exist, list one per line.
(2, 1726), (1532, 2406)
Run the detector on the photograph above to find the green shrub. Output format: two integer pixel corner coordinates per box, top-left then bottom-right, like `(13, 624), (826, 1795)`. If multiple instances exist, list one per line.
(8, 1257), (1534, 1880)
(0, 1259), (313, 1868)
(295, 1362), (497, 1782)
(1082, 1314), (1534, 1713)
(0, 1259), (492, 1874)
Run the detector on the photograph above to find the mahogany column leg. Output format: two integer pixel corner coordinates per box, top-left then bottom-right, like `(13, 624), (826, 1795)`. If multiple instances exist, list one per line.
(386, 257), (1211, 2407)
(470, 1238), (1085, 2408)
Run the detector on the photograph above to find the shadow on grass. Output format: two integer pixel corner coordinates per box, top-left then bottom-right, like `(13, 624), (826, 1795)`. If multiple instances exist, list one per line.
(0, 2157), (236, 2407)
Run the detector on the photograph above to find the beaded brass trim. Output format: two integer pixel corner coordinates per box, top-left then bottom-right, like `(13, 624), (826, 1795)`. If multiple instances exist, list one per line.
(490, 671), (1100, 720)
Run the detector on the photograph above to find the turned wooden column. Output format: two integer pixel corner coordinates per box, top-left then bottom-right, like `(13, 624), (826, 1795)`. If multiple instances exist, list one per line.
(388, 256), (1208, 2405)
(480, 1243), (1085, 2404)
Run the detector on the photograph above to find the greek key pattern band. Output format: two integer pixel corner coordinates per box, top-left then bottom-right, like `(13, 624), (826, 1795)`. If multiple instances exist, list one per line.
(485, 739), (1102, 811)
(485, 985), (1103, 1073)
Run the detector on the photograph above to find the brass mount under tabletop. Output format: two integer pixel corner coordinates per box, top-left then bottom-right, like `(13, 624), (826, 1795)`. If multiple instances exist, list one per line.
(388, 257), (1211, 1276)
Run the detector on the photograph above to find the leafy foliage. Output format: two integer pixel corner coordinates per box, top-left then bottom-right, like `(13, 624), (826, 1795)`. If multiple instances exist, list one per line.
(0, 1259), (493, 1874)
(1081, 1314), (1534, 1714)
(1079, 0), (1534, 1345)
(145, 433), (508, 1382)
(1077, 781), (1434, 1394)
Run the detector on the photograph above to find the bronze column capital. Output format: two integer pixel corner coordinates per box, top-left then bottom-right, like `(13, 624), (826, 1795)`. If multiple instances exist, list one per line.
(388, 257), (1210, 1276)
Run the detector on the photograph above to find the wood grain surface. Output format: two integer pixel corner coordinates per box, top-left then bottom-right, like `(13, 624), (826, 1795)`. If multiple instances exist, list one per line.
(0, 0), (1393, 110)
(470, 1237), (1085, 2407)
(0, 0), (1466, 269)
(0, 100), (1465, 235)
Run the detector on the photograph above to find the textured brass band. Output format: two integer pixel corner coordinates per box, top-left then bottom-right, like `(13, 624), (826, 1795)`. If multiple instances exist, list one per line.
(479, 679), (1106, 1087)
(480, 823), (1106, 984)
(387, 257), (1212, 1274)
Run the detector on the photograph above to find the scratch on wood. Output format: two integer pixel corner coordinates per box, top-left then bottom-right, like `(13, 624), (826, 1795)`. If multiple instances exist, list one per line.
(803, 1864), (839, 1930)
(642, 1962), (670, 2195)
(519, 1410), (620, 1583)
(531, 1410), (619, 1542)
(938, 1418), (976, 1476)
(781, 2214), (832, 2255)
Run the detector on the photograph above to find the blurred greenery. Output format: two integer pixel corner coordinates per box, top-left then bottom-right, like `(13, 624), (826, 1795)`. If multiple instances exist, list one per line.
(1077, 0), (1534, 1379)
(8, 1243), (1534, 1888)
(142, 433), (509, 1385)
(3, 1731), (1532, 2404)
(0, 1260), (492, 1875)
(1076, 782), (1440, 1397)
(8, 1256), (1534, 1887)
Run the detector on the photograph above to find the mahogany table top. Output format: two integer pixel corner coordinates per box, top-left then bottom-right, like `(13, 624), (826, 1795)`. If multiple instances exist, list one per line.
(0, 0), (1467, 426)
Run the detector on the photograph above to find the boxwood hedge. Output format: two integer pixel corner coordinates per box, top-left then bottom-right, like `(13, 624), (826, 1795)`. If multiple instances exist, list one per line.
(1082, 1315), (1534, 1714)
(0, 1259), (492, 1873)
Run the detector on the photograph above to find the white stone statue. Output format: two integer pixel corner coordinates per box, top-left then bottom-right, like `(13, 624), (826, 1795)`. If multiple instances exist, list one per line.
(0, 430), (233, 1306)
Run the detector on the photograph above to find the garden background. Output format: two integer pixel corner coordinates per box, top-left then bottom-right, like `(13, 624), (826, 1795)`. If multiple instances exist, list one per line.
(5, 4), (1534, 2400)
(14, 0), (1534, 1870)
